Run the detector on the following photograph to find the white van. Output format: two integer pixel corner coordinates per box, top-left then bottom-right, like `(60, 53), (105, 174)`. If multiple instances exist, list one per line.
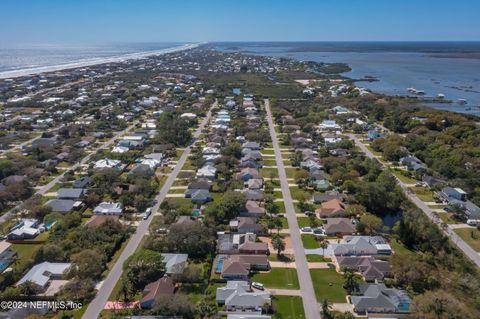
(466, 219), (480, 226)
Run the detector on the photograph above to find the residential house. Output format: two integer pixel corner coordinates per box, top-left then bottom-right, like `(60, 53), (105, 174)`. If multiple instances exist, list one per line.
(334, 256), (391, 281)
(140, 276), (175, 309)
(331, 236), (392, 256)
(350, 283), (411, 314)
(422, 175), (443, 188)
(242, 201), (266, 217)
(94, 158), (122, 170)
(188, 178), (212, 191)
(73, 176), (91, 188)
(217, 232), (268, 255)
(93, 202), (123, 216)
(7, 219), (40, 240)
(216, 281), (271, 312)
(242, 189), (263, 202)
(313, 191), (346, 204)
(237, 168), (261, 182)
(220, 255), (270, 280)
(16, 262), (71, 295)
(229, 217), (264, 234)
(316, 199), (347, 218)
(238, 159), (262, 170)
(439, 187), (467, 203)
(246, 178), (263, 190)
(196, 163), (217, 180)
(46, 199), (81, 214)
(323, 218), (356, 237)
(57, 188), (85, 200)
(162, 253), (188, 275)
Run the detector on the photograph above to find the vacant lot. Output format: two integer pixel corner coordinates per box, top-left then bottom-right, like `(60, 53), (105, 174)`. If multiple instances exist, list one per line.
(251, 268), (300, 289)
(301, 234), (320, 249)
(309, 269), (347, 302)
(273, 295), (305, 319)
(454, 228), (480, 251)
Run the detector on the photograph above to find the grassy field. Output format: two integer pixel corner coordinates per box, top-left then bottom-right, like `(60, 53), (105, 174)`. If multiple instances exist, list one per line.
(273, 296), (306, 319)
(309, 269), (347, 302)
(390, 169), (418, 184)
(260, 167), (279, 178)
(409, 186), (435, 202)
(389, 239), (415, 257)
(251, 268), (300, 289)
(454, 228), (480, 252)
(289, 187), (312, 201)
(11, 243), (42, 271)
(301, 234), (320, 249)
(437, 212), (461, 224)
(285, 167), (297, 179)
(263, 159), (278, 166)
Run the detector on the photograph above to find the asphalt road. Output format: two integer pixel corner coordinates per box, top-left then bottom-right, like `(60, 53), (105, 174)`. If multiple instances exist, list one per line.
(0, 123), (137, 225)
(348, 133), (480, 267)
(82, 104), (214, 319)
(264, 99), (321, 319)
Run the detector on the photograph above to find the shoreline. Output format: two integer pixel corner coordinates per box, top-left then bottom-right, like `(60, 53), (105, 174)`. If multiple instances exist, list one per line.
(0, 42), (203, 80)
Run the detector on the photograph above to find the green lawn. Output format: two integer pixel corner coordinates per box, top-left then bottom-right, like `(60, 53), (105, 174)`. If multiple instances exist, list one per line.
(251, 268), (300, 289)
(409, 186), (435, 202)
(261, 149), (275, 155)
(306, 254), (331, 262)
(273, 191), (283, 199)
(389, 239), (415, 257)
(309, 269), (347, 302)
(285, 167), (297, 179)
(437, 212), (461, 224)
(263, 159), (278, 166)
(301, 234), (320, 249)
(260, 168), (279, 178)
(11, 244), (42, 271)
(454, 228), (480, 252)
(273, 296), (305, 319)
(297, 217), (321, 228)
(390, 169), (418, 184)
(289, 187), (312, 201)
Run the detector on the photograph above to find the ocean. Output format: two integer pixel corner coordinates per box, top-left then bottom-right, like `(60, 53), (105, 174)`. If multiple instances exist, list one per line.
(214, 42), (480, 116)
(0, 42), (190, 78)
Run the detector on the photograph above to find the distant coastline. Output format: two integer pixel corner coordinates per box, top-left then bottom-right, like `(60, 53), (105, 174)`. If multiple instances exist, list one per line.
(0, 43), (202, 80)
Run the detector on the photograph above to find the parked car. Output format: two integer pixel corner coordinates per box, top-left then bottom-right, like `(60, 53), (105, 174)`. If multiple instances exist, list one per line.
(301, 227), (313, 233)
(251, 282), (264, 290)
(304, 211), (315, 217)
(143, 207), (152, 220)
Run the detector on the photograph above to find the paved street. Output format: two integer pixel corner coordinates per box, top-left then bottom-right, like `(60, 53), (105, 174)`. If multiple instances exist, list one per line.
(265, 99), (321, 319)
(348, 133), (480, 267)
(82, 103), (214, 319)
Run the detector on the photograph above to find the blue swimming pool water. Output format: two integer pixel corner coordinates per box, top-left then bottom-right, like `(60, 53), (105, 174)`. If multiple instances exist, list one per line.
(0, 261), (9, 271)
(216, 259), (223, 273)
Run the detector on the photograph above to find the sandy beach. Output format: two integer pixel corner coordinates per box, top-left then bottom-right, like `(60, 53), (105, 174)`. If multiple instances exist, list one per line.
(0, 43), (202, 80)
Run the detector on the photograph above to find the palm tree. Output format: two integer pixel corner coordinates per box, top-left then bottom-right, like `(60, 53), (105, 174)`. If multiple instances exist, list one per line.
(319, 239), (328, 257)
(321, 298), (333, 319)
(342, 268), (359, 294)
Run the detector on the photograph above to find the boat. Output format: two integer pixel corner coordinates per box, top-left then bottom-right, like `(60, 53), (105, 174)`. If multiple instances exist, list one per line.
(437, 93), (445, 99)
(458, 99), (468, 105)
(406, 87), (425, 95)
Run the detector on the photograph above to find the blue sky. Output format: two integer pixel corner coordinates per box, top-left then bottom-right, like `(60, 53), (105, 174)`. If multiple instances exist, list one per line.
(1, 0), (479, 45)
